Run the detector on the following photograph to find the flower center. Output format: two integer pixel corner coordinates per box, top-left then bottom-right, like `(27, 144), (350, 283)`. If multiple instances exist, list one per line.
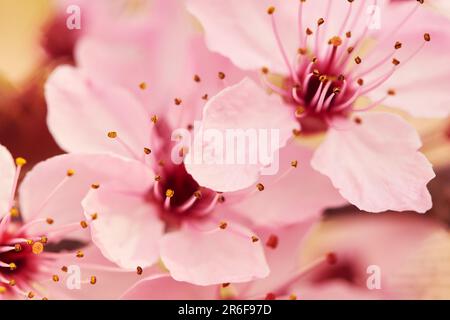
(0, 225), (42, 296)
(264, 0), (430, 133)
(149, 124), (222, 225)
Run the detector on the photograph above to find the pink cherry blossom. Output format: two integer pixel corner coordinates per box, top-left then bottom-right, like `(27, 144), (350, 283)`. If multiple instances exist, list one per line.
(121, 222), (328, 300)
(46, 64), (273, 285)
(43, 0), (344, 286)
(185, 0), (449, 213)
(295, 211), (446, 299)
(0, 145), (138, 299)
(122, 211), (445, 300)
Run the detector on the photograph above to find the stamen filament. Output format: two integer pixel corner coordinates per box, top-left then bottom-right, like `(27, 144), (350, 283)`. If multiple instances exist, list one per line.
(269, 11), (298, 82)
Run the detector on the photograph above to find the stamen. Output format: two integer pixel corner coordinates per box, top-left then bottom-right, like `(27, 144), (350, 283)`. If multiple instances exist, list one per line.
(192, 193), (221, 216)
(298, 0), (305, 45)
(316, 80), (333, 112)
(177, 190), (202, 212)
(27, 171), (73, 221)
(397, 35), (429, 69)
(314, 18), (325, 57)
(268, 6), (298, 82)
(310, 81), (324, 107)
(1, 158), (26, 232)
(164, 189), (174, 210)
(32, 242), (44, 255)
(106, 131), (140, 159)
(153, 175), (163, 200)
(338, 0), (354, 36)
(0, 261), (17, 270)
(0, 246), (16, 253)
(17, 218), (47, 234)
(353, 48), (397, 79)
(292, 86), (304, 105)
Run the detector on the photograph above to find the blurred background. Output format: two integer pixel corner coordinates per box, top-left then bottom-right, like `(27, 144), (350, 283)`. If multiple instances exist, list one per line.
(0, 0), (449, 299)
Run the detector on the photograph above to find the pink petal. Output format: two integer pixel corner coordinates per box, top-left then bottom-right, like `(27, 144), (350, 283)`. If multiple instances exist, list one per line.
(81, 164), (163, 269)
(311, 113), (435, 213)
(185, 78), (298, 192)
(45, 65), (150, 159)
(186, 0), (298, 74)
(187, 0), (359, 74)
(75, 0), (193, 116)
(367, 2), (450, 118)
(121, 274), (216, 300)
(159, 222), (269, 285)
(0, 145), (15, 216)
(19, 153), (151, 241)
(229, 144), (346, 227)
(48, 245), (143, 300)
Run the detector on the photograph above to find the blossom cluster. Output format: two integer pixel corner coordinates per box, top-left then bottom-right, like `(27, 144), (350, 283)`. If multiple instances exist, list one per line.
(0, 0), (449, 300)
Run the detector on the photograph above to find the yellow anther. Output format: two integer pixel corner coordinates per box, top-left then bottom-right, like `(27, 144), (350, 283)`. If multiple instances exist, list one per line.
(219, 221), (228, 230)
(165, 189), (174, 198)
(90, 276), (97, 285)
(193, 190), (202, 199)
(291, 160), (298, 168)
(15, 157), (27, 166)
(139, 82), (147, 90)
(80, 221), (88, 229)
(151, 115), (158, 124)
(32, 242), (44, 255)
(107, 131), (117, 139)
(9, 263), (17, 271)
(66, 169), (75, 177)
(9, 207), (19, 218)
(27, 291), (35, 299)
(329, 36), (342, 47)
(76, 250), (84, 258)
(0, 287), (6, 294)
(52, 275), (59, 282)
(90, 213), (98, 220)
(295, 107), (305, 118)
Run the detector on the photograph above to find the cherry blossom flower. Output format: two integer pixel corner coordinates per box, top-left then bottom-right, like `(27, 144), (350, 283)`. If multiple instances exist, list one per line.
(121, 222), (332, 300)
(43, 0), (353, 287)
(122, 211), (445, 300)
(43, 0), (346, 286)
(185, 0), (450, 213)
(0, 145), (138, 299)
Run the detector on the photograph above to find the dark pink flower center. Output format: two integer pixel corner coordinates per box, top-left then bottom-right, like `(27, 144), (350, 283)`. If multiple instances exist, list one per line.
(265, 0), (429, 134)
